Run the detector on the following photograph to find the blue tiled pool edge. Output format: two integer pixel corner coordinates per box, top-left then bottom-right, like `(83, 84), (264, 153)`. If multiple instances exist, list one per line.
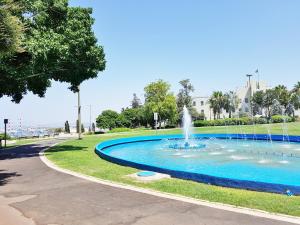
(95, 134), (300, 195)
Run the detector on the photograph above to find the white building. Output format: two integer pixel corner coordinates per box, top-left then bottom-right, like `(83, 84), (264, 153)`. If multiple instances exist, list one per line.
(236, 80), (269, 114)
(193, 79), (300, 120)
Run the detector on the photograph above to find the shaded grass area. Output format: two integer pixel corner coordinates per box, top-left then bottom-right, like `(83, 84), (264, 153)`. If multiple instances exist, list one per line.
(46, 122), (300, 216)
(3, 137), (52, 149)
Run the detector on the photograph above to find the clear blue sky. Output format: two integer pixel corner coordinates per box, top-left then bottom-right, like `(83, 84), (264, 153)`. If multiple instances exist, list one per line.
(1, 0), (300, 128)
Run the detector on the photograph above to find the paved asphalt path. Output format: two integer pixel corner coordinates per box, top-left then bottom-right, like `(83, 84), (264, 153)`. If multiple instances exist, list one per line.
(0, 139), (297, 225)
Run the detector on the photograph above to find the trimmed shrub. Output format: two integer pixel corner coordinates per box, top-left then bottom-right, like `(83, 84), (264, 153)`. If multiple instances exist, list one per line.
(194, 116), (287, 127)
(271, 115), (293, 123)
(107, 128), (132, 133)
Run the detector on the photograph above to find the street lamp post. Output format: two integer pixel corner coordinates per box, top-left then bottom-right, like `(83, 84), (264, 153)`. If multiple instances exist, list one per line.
(78, 85), (82, 140)
(4, 119), (8, 148)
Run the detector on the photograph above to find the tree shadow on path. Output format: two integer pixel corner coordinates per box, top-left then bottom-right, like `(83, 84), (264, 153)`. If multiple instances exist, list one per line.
(0, 143), (87, 161)
(0, 170), (21, 186)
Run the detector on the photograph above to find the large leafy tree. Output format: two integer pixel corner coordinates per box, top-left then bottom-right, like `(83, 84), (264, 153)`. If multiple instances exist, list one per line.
(144, 80), (178, 128)
(0, 0), (106, 103)
(96, 110), (119, 130)
(121, 107), (145, 128)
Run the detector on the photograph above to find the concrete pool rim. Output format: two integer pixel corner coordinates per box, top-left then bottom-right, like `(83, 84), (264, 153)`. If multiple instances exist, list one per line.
(95, 134), (300, 195)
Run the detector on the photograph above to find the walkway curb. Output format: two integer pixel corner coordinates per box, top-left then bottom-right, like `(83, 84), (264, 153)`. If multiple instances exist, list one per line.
(40, 145), (300, 225)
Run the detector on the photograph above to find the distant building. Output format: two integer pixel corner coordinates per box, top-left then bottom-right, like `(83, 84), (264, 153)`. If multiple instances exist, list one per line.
(193, 79), (299, 120)
(192, 96), (214, 120)
(236, 80), (269, 115)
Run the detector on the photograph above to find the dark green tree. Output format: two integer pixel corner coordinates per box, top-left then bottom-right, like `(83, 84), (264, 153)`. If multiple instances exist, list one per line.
(131, 93), (142, 108)
(251, 90), (264, 116)
(92, 122), (96, 133)
(96, 110), (119, 130)
(120, 107), (145, 128)
(115, 114), (131, 128)
(64, 120), (70, 133)
(76, 119), (79, 133)
(176, 79), (195, 113)
(293, 81), (300, 94)
(0, 0), (106, 103)
(263, 89), (276, 118)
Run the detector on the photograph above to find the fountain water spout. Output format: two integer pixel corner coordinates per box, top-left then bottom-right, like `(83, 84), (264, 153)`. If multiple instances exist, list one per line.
(168, 105), (206, 150)
(183, 106), (192, 144)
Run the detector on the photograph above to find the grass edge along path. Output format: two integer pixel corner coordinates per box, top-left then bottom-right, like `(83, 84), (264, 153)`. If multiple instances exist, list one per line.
(46, 123), (300, 217)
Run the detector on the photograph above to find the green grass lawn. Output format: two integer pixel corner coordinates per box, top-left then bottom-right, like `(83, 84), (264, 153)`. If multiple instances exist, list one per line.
(46, 122), (300, 217)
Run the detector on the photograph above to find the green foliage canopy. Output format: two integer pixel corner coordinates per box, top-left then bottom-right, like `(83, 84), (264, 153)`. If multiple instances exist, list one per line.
(96, 110), (119, 130)
(0, 0), (23, 55)
(144, 80), (178, 127)
(0, 0), (106, 102)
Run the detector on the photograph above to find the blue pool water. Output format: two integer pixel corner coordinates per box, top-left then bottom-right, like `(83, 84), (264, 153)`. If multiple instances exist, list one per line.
(95, 135), (300, 194)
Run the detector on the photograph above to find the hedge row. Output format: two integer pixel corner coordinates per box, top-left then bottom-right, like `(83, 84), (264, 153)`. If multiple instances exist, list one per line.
(193, 115), (293, 127)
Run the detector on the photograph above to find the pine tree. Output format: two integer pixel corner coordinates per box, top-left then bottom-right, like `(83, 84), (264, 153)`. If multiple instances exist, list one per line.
(92, 122), (96, 133)
(64, 120), (70, 133)
(131, 93), (141, 108)
(76, 120), (79, 133)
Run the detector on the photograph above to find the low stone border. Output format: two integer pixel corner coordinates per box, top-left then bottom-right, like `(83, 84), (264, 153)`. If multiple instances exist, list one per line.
(41, 145), (300, 225)
(95, 134), (300, 195)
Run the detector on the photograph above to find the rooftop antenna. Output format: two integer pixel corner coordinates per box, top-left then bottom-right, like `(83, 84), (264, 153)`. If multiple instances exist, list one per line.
(255, 69), (260, 89)
(246, 74), (253, 87)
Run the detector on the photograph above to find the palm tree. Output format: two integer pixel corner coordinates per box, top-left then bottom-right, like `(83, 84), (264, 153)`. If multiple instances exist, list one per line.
(224, 91), (240, 118)
(289, 92), (300, 117)
(293, 81), (300, 94)
(209, 91), (224, 120)
(273, 85), (290, 109)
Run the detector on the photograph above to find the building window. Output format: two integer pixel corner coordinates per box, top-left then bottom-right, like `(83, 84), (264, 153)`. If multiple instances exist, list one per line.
(245, 98), (249, 103)
(245, 107), (249, 112)
(193, 101), (196, 106)
(201, 110), (204, 114)
(201, 101), (204, 106)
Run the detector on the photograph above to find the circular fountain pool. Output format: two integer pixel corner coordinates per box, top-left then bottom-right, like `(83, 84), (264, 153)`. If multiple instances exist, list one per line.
(95, 134), (300, 195)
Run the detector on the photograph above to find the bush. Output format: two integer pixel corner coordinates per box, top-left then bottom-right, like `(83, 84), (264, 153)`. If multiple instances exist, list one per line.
(94, 131), (105, 135)
(0, 133), (11, 140)
(193, 116), (286, 127)
(107, 128), (132, 133)
(271, 115), (293, 123)
(193, 120), (210, 127)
